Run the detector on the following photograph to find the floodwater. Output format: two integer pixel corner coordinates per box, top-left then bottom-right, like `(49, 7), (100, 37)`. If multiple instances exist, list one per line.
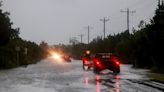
(0, 58), (163, 92)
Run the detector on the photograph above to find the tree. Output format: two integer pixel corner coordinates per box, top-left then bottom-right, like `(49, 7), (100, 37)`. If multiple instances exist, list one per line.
(0, 1), (44, 69)
(146, 1), (164, 71)
(0, 2), (19, 46)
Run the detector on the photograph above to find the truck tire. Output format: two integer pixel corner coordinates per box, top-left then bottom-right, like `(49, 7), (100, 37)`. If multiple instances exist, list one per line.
(113, 67), (120, 74)
(93, 66), (100, 74)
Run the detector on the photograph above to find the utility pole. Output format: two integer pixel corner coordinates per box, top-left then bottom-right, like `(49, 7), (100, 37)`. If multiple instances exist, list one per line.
(100, 17), (109, 39)
(84, 26), (93, 44)
(121, 8), (136, 32)
(78, 34), (84, 43)
(69, 37), (78, 45)
(159, 0), (162, 5)
(159, 0), (164, 12)
(15, 46), (20, 66)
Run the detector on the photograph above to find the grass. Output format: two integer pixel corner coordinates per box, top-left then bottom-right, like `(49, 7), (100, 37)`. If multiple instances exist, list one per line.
(147, 72), (164, 83)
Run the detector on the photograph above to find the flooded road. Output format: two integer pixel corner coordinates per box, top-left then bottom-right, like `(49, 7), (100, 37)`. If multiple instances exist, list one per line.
(0, 58), (163, 92)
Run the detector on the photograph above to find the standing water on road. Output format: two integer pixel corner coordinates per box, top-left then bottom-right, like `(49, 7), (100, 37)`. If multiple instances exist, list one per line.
(0, 58), (163, 92)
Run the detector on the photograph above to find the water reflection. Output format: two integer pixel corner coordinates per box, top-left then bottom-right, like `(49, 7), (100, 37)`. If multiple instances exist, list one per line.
(115, 75), (121, 92)
(83, 72), (89, 87)
(96, 75), (101, 92)
(96, 74), (121, 92)
(83, 72), (121, 92)
(84, 76), (89, 87)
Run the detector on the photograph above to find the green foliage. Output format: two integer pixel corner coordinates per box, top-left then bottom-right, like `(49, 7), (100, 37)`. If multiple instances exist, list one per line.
(0, 37), (44, 69)
(39, 41), (49, 58)
(0, 7), (19, 45)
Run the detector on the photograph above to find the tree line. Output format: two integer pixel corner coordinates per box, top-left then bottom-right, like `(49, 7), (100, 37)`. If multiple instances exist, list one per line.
(0, 2), (47, 69)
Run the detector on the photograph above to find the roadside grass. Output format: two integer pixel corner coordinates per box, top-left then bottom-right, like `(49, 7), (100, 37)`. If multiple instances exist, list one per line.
(147, 73), (164, 83)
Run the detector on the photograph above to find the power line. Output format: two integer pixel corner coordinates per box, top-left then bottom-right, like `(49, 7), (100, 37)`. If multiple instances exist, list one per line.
(139, 0), (157, 10)
(128, 0), (147, 8)
(100, 17), (109, 39)
(121, 8), (136, 32)
(84, 26), (93, 44)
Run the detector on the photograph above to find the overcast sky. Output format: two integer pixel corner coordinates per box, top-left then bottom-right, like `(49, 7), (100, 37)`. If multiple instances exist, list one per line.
(2, 0), (157, 45)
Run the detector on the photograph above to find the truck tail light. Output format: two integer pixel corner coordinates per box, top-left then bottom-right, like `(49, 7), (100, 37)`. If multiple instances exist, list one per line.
(96, 61), (100, 65)
(116, 61), (120, 65)
(84, 60), (89, 64)
(111, 56), (121, 66)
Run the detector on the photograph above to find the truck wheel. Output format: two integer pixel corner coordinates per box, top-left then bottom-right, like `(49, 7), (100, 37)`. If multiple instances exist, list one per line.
(93, 66), (100, 74)
(113, 68), (120, 74)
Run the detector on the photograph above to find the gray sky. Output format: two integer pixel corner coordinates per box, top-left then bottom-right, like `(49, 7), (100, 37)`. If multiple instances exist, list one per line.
(2, 0), (157, 45)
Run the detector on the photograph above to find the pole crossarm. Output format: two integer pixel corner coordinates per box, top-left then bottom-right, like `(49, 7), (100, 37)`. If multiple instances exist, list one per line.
(120, 8), (136, 32)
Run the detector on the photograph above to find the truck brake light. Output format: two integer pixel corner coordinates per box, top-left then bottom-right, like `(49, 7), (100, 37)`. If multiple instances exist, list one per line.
(116, 61), (120, 65)
(96, 61), (100, 65)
